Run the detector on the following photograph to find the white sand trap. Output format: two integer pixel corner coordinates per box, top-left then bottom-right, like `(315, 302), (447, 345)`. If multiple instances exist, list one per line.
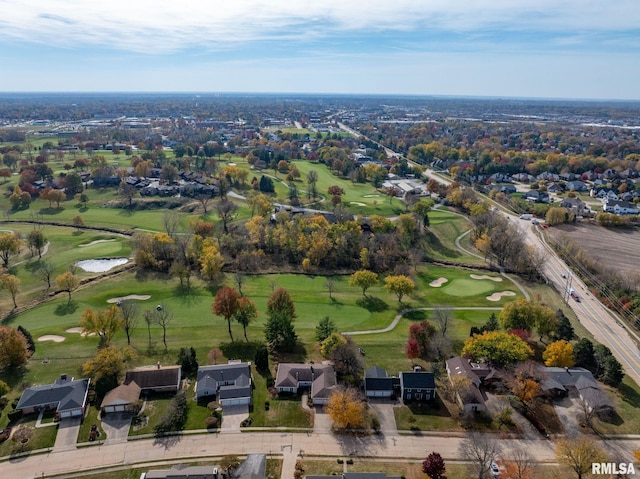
(66, 327), (95, 337)
(470, 274), (503, 282)
(38, 335), (65, 342)
(350, 202), (367, 206)
(79, 239), (116, 247)
(107, 294), (151, 304)
(429, 277), (449, 287)
(363, 194), (380, 198)
(486, 291), (516, 301)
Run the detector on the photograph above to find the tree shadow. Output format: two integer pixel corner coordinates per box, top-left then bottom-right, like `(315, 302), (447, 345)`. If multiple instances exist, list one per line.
(1, 310), (17, 325)
(153, 433), (183, 450)
(271, 341), (308, 363)
(403, 310), (427, 321)
(408, 396), (452, 419)
(219, 341), (261, 362)
(173, 284), (202, 306)
(356, 296), (389, 312)
(55, 301), (79, 316)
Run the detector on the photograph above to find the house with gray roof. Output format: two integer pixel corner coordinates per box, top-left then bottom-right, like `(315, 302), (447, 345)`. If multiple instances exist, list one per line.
(399, 371), (435, 403)
(274, 363), (337, 405)
(540, 367), (614, 415)
(363, 366), (399, 398)
(16, 375), (90, 418)
(196, 362), (252, 407)
(445, 356), (498, 413)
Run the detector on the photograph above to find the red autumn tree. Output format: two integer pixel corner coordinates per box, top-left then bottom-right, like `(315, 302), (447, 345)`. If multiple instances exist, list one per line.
(212, 287), (240, 342)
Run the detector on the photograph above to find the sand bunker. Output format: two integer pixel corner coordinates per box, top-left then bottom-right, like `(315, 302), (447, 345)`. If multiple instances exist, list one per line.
(363, 194), (380, 198)
(107, 294), (151, 304)
(38, 335), (65, 342)
(65, 327), (95, 337)
(76, 258), (128, 273)
(350, 202), (367, 206)
(429, 277), (449, 287)
(486, 291), (516, 301)
(470, 274), (503, 282)
(79, 239), (116, 247)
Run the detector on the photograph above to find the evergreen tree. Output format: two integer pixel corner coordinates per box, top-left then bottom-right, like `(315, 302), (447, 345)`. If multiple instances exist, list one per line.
(254, 344), (269, 371)
(573, 338), (596, 372)
(555, 310), (575, 341)
(259, 176), (275, 193)
(17, 325), (35, 355)
(315, 316), (337, 342)
(177, 347), (198, 378)
(601, 355), (624, 386)
(484, 313), (499, 332)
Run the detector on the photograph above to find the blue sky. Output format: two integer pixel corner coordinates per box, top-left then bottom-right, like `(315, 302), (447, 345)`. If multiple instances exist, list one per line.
(0, 0), (638, 99)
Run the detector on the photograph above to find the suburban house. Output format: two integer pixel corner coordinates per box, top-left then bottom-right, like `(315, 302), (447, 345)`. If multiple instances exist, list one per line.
(101, 364), (182, 414)
(523, 190), (550, 203)
(399, 371), (435, 403)
(540, 367), (614, 416)
(195, 361), (253, 406)
(566, 180), (588, 192)
(560, 197), (588, 215)
(363, 366), (399, 398)
(602, 199), (639, 215)
(445, 356), (501, 413)
(16, 375), (90, 418)
(274, 363), (337, 405)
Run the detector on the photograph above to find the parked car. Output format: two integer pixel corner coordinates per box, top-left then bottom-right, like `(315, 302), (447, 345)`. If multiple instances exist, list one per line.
(490, 462), (500, 477)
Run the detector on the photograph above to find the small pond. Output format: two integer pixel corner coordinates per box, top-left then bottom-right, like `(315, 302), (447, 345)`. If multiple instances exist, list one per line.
(76, 258), (128, 273)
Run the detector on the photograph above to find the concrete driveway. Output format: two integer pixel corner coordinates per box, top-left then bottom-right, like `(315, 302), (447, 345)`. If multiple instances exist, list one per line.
(313, 406), (333, 434)
(221, 405), (249, 432)
(101, 413), (133, 444)
(368, 399), (398, 434)
(554, 395), (582, 438)
(53, 417), (81, 451)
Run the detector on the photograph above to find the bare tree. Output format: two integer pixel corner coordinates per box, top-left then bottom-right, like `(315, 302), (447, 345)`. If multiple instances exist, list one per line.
(458, 431), (502, 479)
(119, 300), (140, 346)
(324, 277), (336, 299)
(32, 261), (55, 289)
(216, 199), (238, 234)
(432, 306), (453, 338)
(504, 447), (536, 479)
(154, 305), (174, 351)
(233, 273), (245, 296)
(196, 193), (212, 214)
(162, 210), (181, 238)
(144, 310), (154, 350)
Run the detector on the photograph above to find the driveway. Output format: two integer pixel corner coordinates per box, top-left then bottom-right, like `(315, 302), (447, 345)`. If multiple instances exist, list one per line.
(313, 406), (333, 434)
(53, 417), (81, 451)
(553, 395), (582, 438)
(368, 399), (398, 434)
(101, 412), (133, 444)
(221, 405), (249, 432)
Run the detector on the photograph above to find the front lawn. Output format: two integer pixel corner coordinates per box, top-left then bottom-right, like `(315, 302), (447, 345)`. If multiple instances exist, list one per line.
(77, 405), (106, 443)
(0, 416), (58, 456)
(394, 395), (462, 432)
(128, 393), (175, 436)
(249, 371), (313, 429)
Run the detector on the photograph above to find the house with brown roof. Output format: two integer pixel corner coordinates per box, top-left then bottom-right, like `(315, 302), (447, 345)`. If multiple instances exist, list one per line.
(445, 356), (497, 414)
(274, 363), (337, 405)
(101, 364), (181, 414)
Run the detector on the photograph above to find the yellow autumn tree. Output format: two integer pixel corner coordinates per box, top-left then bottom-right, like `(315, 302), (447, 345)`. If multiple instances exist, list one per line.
(543, 340), (575, 367)
(325, 388), (367, 430)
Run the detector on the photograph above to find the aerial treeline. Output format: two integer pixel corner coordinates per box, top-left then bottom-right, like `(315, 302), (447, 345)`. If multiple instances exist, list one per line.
(242, 210), (427, 273)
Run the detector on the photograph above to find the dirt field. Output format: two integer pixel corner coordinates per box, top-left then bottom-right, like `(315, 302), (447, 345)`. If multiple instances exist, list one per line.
(550, 223), (640, 276)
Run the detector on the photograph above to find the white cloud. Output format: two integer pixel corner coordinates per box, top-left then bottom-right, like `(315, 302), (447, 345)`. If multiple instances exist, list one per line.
(0, 0), (637, 53)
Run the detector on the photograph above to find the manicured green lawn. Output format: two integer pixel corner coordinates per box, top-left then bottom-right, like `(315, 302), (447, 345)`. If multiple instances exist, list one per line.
(0, 416), (57, 456)
(591, 376), (640, 435)
(129, 392), (175, 436)
(394, 396), (462, 432)
(77, 405), (106, 443)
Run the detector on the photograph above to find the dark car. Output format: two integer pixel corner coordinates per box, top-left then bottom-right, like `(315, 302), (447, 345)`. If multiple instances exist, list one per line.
(0, 427), (11, 443)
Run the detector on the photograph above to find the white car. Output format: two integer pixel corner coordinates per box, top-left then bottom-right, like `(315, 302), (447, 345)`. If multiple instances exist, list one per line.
(490, 462), (500, 477)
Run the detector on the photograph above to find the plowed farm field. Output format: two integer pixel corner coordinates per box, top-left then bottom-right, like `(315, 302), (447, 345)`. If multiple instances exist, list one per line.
(550, 223), (640, 276)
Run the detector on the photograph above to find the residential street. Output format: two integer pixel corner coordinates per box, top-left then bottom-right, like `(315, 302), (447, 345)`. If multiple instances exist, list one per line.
(3, 430), (639, 479)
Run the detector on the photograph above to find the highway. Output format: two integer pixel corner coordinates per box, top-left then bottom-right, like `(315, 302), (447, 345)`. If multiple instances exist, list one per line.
(518, 219), (640, 386)
(338, 121), (640, 387)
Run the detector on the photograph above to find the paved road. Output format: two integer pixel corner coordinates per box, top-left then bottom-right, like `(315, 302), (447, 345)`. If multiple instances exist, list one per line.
(4, 430), (639, 479)
(518, 220), (640, 387)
